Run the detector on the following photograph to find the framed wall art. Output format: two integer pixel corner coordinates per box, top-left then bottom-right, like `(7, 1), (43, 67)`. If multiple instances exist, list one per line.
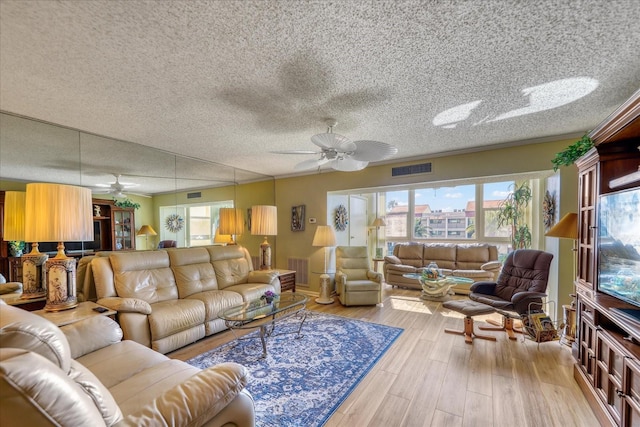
(291, 205), (305, 231)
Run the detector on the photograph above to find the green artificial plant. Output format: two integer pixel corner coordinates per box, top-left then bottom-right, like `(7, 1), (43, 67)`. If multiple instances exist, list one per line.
(113, 198), (141, 210)
(497, 181), (532, 250)
(551, 134), (594, 172)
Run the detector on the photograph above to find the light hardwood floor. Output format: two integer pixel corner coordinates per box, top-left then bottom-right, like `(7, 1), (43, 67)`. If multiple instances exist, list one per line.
(169, 285), (600, 427)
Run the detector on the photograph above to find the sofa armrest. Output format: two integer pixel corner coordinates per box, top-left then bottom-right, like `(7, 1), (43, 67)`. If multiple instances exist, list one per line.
(119, 362), (250, 427)
(367, 270), (383, 283)
(385, 264), (418, 274)
(469, 280), (496, 295)
(248, 270), (279, 285)
(384, 255), (402, 265)
(0, 282), (22, 294)
(97, 297), (152, 315)
(481, 261), (502, 271)
(61, 315), (123, 359)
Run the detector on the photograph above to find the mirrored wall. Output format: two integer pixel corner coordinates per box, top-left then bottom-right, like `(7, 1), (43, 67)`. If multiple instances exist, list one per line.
(0, 111), (275, 259)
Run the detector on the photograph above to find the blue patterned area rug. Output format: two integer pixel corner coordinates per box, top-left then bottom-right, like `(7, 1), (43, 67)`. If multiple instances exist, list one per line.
(187, 312), (403, 427)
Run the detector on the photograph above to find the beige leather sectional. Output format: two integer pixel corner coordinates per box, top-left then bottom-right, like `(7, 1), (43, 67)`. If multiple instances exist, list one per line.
(91, 245), (281, 354)
(383, 243), (502, 294)
(0, 300), (255, 426)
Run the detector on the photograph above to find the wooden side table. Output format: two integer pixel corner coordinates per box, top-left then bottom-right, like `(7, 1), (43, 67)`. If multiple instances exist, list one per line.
(372, 257), (385, 272)
(273, 269), (296, 292)
(33, 301), (116, 326)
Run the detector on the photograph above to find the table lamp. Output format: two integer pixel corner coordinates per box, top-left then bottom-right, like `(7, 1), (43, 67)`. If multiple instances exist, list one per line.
(213, 228), (233, 245)
(4, 191), (48, 299)
(137, 224), (157, 250)
(250, 205), (277, 270)
(219, 207), (244, 245)
(545, 212), (578, 346)
(312, 225), (337, 304)
(25, 183), (94, 311)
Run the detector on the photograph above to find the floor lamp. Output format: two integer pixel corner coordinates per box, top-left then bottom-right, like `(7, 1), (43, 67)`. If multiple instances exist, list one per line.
(313, 225), (337, 304)
(545, 212), (578, 347)
(25, 183), (94, 311)
(371, 217), (386, 258)
(251, 205), (277, 270)
(4, 191), (47, 298)
(137, 225), (157, 250)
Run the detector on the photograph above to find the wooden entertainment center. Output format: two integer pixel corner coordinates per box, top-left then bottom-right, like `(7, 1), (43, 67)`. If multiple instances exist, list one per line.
(573, 92), (640, 426)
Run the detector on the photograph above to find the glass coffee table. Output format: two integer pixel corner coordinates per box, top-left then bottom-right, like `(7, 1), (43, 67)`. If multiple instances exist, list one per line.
(220, 293), (308, 358)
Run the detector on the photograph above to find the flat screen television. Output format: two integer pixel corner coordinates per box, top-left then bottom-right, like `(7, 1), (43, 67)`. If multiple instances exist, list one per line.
(598, 187), (640, 310)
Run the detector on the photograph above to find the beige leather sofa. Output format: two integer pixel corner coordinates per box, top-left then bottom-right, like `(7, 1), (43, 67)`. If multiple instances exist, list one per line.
(91, 245), (281, 354)
(0, 301), (255, 426)
(383, 243), (501, 294)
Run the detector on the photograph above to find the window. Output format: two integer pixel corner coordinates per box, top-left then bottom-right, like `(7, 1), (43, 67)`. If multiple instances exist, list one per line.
(160, 201), (233, 247)
(413, 184), (475, 240)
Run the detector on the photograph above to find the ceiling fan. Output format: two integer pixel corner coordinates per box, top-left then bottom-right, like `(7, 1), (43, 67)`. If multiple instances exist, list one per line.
(93, 174), (150, 198)
(273, 119), (398, 172)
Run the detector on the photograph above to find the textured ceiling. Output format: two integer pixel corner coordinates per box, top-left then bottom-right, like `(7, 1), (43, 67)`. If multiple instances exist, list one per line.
(1, 0), (639, 189)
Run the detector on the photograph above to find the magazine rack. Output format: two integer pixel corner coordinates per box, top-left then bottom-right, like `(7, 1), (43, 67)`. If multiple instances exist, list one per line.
(520, 300), (560, 345)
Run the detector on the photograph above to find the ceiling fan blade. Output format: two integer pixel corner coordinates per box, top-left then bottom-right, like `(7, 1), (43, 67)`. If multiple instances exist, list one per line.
(271, 150), (319, 155)
(331, 157), (369, 172)
(311, 133), (356, 152)
(351, 140), (398, 162)
(294, 158), (331, 171)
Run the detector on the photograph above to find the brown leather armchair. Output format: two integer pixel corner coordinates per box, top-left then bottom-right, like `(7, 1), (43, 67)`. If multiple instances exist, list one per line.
(469, 249), (553, 340)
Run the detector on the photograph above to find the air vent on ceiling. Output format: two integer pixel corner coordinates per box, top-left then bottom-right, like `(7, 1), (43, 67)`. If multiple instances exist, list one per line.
(187, 192), (201, 199)
(392, 162), (432, 177)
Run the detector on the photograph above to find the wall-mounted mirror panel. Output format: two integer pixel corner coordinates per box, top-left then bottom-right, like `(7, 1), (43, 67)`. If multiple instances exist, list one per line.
(1, 112), (272, 194)
(0, 111), (274, 262)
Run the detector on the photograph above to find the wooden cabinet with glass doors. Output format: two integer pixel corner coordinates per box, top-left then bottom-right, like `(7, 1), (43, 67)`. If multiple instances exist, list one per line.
(92, 200), (135, 252)
(111, 207), (135, 251)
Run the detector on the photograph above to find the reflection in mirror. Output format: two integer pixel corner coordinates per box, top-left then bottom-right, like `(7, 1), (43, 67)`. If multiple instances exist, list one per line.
(1, 111), (274, 257)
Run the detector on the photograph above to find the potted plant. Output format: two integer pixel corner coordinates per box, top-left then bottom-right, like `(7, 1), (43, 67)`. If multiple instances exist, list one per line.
(113, 198), (141, 210)
(497, 181), (532, 250)
(551, 134), (594, 171)
(8, 241), (25, 257)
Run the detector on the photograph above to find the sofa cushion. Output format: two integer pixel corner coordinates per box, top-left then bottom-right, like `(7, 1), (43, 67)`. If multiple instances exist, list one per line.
(148, 299), (206, 341)
(68, 359), (123, 425)
(456, 244), (491, 269)
(186, 290), (243, 321)
(169, 248), (219, 298)
(394, 244), (424, 268)
(0, 303), (72, 373)
(423, 243), (457, 270)
(110, 251), (178, 303)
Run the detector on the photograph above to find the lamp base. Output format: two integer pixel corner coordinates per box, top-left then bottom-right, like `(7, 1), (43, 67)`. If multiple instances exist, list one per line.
(20, 249), (47, 299)
(315, 274), (334, 304)
(259, 238), (272, 270)
(44, 255), (78, 312)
